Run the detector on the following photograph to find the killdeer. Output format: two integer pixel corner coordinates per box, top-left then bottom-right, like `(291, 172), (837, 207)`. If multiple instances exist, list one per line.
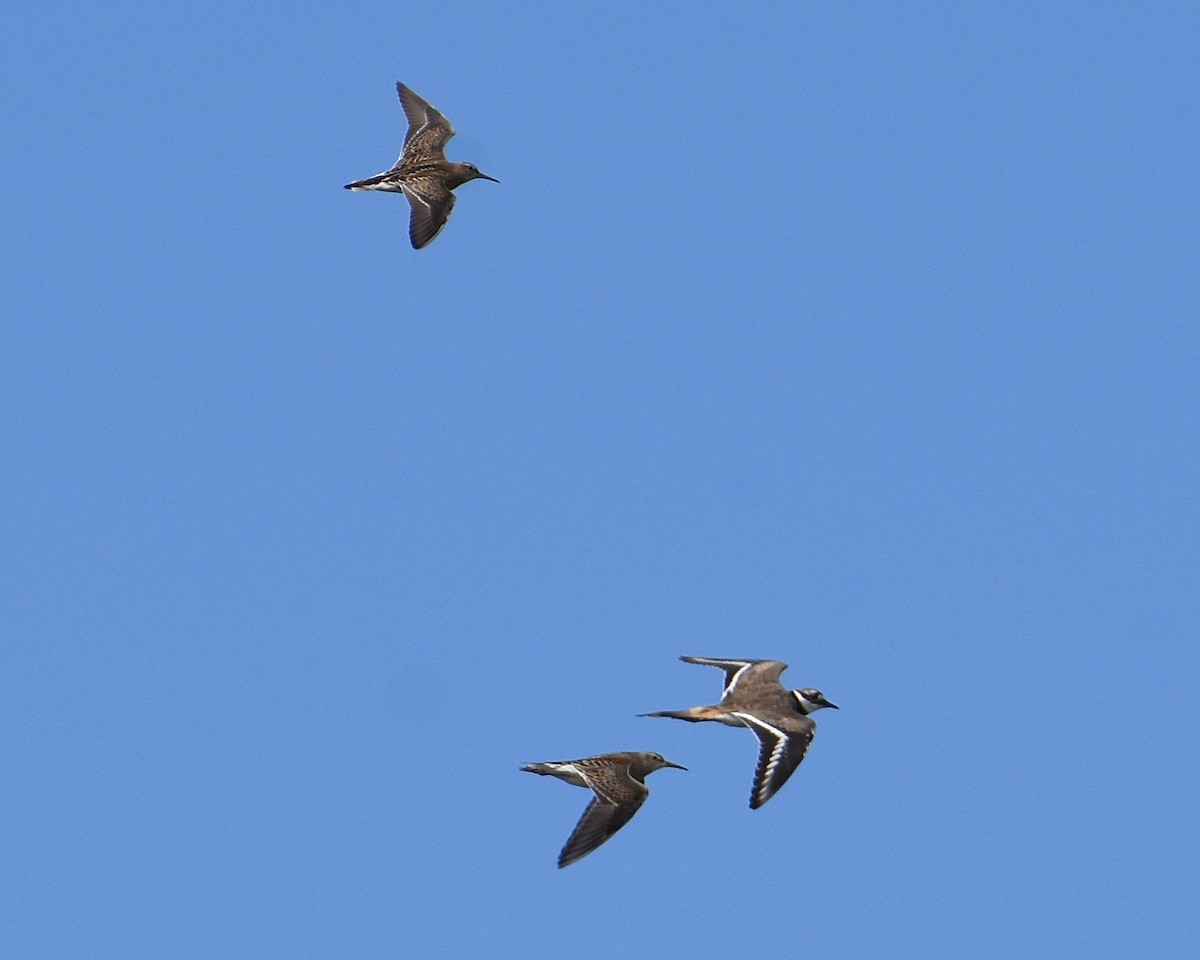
(642, 656), (837, 809)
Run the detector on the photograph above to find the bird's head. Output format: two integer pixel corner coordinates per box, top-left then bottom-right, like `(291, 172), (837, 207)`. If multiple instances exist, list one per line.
(794, 689), (839, 713)
(450, 162), (499, 187)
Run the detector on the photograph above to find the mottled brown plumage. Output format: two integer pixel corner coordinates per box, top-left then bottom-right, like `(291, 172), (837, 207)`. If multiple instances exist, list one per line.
(345, 83), (498, 249)
(522, 751), (686, 868)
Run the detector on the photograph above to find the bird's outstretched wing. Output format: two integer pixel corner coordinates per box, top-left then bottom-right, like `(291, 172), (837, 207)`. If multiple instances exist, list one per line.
(680, 656), (788, 701)
(555, 760), (650, 868)
(397, 83), (456, 162)
(557, 794), (646, 868)
(402, 177), (456, 249)
(733, 711), (815, 809)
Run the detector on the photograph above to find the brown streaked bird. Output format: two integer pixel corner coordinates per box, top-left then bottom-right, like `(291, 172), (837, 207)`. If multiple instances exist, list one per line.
(345, 82), (498, 249)
(642, 657), (837, 809)
(521, 751), (686, 868)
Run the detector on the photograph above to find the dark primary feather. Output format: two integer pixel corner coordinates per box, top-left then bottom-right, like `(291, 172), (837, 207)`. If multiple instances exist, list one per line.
(557, 795), (645, 868)
(402, 178), (456, 249)
(397, 83), (456, 159)
(735, 712), (815, 809)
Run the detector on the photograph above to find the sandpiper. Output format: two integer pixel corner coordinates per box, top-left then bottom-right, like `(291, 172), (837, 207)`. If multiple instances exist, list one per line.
(521, 751), (686, 868)
(642, 657), (837, 809)
(345, 82), (498, 249)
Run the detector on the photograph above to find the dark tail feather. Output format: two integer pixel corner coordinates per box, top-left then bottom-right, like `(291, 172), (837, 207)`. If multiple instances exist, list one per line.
(344, 173), (392, 190)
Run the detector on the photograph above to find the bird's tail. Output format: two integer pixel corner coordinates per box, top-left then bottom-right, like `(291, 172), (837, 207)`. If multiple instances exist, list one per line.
(639, 708), (704, 722)
(343, 173), (394, 191)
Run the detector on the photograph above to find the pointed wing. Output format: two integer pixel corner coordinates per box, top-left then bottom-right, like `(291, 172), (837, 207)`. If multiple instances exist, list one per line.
(680, 657), (788, 701)
(402, 178), (456, 249)
(396, 83), (456, 162)
(556, 795), (645, 868)
(732, 711), (815, 809)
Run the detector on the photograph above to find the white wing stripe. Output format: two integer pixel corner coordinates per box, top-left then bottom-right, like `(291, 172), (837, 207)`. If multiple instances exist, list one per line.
(732, 711), (791, 800)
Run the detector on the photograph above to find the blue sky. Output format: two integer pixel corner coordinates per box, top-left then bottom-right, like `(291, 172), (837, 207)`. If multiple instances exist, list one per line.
(2, 1), (1198, 957)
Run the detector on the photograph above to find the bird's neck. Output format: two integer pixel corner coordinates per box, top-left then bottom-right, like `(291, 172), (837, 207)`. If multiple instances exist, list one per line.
(445, 164), (476, 189)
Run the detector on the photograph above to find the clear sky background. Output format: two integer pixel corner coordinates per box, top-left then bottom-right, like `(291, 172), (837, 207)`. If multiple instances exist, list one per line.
(2, 2), (1198, 957)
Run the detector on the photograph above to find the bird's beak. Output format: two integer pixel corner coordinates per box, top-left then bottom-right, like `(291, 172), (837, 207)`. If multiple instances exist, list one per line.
(477, 171), (499, 183)
(664, 760), (688, 771)
(824, 701), (840, 710)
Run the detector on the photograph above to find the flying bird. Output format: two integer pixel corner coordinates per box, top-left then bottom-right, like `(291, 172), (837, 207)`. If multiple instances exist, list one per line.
(642, 657), (837, 809)
(345, 82), (498, 249)
(521, 751), (686, 868)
